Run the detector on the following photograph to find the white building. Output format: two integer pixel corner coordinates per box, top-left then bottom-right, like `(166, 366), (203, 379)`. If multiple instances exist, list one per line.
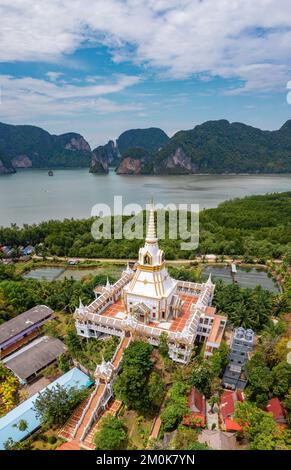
(74, 203), (227, 364)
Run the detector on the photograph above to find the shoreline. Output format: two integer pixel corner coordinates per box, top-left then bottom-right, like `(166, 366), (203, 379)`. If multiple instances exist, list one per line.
(2, 167), (291, 177)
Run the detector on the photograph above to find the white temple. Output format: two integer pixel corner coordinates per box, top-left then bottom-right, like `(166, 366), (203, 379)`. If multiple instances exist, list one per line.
(123, 202), (181, 323)
(74, 203), (227, 364)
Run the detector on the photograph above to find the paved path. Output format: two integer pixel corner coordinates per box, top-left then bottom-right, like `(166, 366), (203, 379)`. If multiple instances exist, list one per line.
(206, 401), (219, 430)
(75, 383), (106, 442)
(33, 255), (268, 265)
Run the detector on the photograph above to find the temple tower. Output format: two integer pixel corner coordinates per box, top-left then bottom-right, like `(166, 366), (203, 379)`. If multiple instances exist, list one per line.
(123, 202), (180, 323)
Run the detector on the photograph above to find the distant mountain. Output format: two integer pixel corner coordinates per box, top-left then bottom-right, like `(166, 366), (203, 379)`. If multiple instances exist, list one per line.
(2, 120), (291, 176)
(90, 127), (169, 173)
(0, 122), (92, 174)
(152, 119), (291, 174)
(112, 120), (291, 175)
(117, 127), (170, 154)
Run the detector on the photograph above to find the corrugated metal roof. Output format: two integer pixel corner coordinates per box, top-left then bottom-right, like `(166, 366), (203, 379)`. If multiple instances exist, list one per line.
(0, 305), (53, 344)
(0, 367), (92, 450)
(4, 336), (67, 381)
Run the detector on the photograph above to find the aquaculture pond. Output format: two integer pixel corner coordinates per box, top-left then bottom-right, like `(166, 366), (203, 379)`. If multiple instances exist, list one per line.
(202, 265), (280, 293)
(23, 265), (124, 281)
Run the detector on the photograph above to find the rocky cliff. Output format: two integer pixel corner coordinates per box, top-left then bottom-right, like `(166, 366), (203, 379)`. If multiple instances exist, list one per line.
(116, 157), (142, 175)
(116, 120), (291, 175)
(116, 147), (152, 174)
(0, 122), (92, 174)
(90, 127), (169, 174)
(153, 147), (197, 174)
(90, 140), (120, 174)
(0, 158), (15, 174)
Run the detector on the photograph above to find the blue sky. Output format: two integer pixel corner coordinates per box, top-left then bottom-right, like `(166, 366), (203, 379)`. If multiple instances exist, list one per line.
(0, 0), (291, 147)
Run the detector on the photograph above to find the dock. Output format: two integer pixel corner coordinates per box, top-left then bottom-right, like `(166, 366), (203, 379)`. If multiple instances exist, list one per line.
(230, 263), (238, 283)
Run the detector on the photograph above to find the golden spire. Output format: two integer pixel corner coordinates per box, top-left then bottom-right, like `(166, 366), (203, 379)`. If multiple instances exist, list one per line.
(146, 199), (158, 243)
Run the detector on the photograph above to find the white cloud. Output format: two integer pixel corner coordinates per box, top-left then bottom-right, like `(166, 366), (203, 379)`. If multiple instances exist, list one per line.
(0, 74), (143, 144)
(46, 71), (64, 82)
(1, 0), (291, 92)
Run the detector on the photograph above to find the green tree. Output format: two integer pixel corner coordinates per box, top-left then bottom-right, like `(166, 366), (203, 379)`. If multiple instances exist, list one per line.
(13, 419), (28, 432)
(158, 332), (169, 358)
(169, 426), (198, 450)
(283, 388), (291, 426)
(213, 281), (273, 332)
(148, 372), (165, 409)
(188, 441), (211, 450)
(160, 403), (188, 432)
(114, 341), (154, 412)
(272, 362), (291, 398)
(114, 366), (149, 411)
(234, 401), (290, 450)
(160, 380), (189, 432)
(3, 437), (15, 450)
(94, 415), (127, 450)
(58, 353), (70, 373)
(34, 384), (87, 427)
(65, 330), (81, 354)
(247, 366), (273, 404)
(122, 341), (153, 373)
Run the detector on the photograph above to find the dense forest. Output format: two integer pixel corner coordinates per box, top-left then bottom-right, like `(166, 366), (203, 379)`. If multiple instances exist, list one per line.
(94, 120), (291, 174)
(153, 119), (291, 174)
(0, 192), (290, 261)
(0, 192), (290, 451)
(116, 127), (169, 154)
(0, 122), (92, 173)
(3, 119), (291, 175)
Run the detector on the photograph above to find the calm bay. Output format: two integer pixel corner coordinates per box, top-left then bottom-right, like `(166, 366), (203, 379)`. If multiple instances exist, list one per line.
(0, 169), (290, 227)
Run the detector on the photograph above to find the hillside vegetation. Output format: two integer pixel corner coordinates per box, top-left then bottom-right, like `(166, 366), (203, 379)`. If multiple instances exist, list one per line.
(0, 122), (92, 173)
(0, 192), (290, 262)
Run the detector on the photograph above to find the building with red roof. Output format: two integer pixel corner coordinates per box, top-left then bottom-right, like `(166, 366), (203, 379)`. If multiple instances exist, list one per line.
(183, 387), (206, 428)
(265, 398), (287, 424)
(220, 390), (244, 432)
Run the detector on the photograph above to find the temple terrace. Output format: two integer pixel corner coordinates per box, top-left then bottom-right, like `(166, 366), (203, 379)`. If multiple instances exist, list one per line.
(74, 203), (227, 364)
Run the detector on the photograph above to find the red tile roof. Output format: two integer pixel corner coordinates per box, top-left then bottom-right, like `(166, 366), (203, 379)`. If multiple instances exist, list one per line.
(183, 387), (206, 427)
(220, 390), (244, 432)
(224, 418), (242, 432)
(265, 398), (286, 423)
(220, 391), (236, 420)
(188, 387), (205, 413)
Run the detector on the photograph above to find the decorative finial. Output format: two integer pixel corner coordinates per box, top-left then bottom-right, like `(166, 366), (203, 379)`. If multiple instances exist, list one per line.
(206, 273), (212, 286)
(146, 199), (157, 242)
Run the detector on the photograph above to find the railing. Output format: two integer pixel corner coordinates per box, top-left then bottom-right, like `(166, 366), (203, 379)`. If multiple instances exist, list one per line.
(72, 359), (92, 377)
(80, 385), (113, 442)
(110, 332), (125, 366)
(86, 273), (133, 315)
(78, 334), (132, 442)
(72, 379), (100, 438)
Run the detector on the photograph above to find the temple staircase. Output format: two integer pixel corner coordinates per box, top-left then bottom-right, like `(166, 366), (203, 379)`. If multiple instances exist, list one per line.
(58, 333), (131, 449)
